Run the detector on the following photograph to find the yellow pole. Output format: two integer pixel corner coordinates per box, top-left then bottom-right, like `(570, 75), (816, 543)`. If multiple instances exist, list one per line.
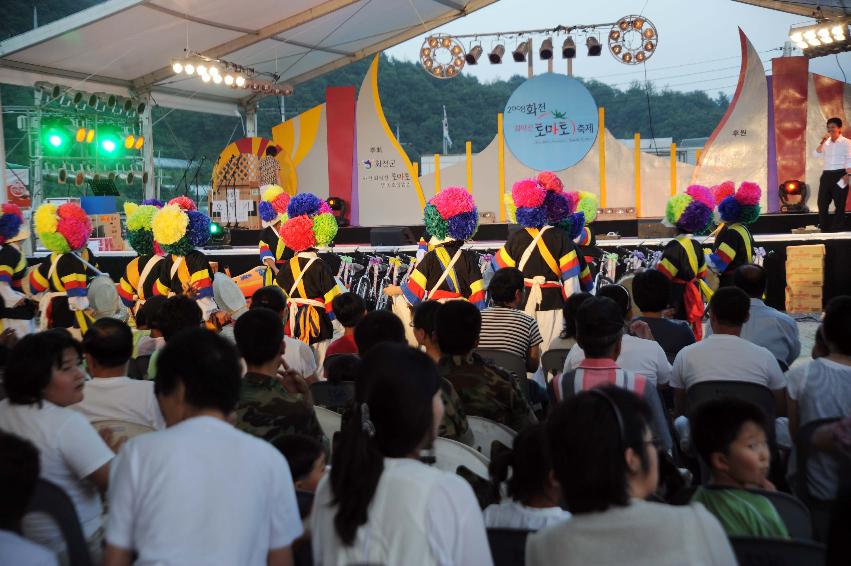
(465, 140), (473, 194)
(434, 153), (441, 194)
(413, 161), (419, 184)
(670, 143), (677, 196)
(498, 113), (506, 221)
(696, 148), (702, 165)
(634, 132), (641, 218)
(599, 107), (607, 208)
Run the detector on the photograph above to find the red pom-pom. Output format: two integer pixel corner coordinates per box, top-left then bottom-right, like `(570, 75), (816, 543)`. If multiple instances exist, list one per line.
(168, 196), (197, 211)
(536, 171), (564, 192)
(1, 203), (22, 220)
(56, 203), (91, 250)
(281, 215), (316, 252)
(272, 193), (290, 214)
(430, 187), (475, 218)
(712, 181), (736, 205)
(736, 182), (762, 206)
(512, 179), (546, 208)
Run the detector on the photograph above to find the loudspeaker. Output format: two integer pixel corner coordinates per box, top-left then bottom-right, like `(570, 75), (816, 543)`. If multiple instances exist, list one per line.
(369, 227), (416, 246)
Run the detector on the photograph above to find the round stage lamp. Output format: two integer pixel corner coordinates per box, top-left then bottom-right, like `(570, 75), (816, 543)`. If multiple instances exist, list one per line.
(172, 61), (183, 74)
(224, 74), (234, 86)
(42, 125), (70, 152)
(102, 139), (116, 153)
(184, 63), (195, 75)
(124, 134), (136, 149)
(609, 15), (658, 64)
(779, 179), (809, 213)
(134, 136), (144, 150)
(235, 75), (246, 87)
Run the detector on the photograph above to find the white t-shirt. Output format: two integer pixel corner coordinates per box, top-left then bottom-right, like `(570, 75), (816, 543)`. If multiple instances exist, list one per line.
(483, 500), (571, 531)
(284, 336), (318, 378)
(564, 334), (672, 386)
(106, 416), (302, 565)
(311, 457), (493, 566)
(0, 400), (113, 550)
(71, 377), (165, 430)
(0, 529), (58, 566)
(670, 334), (786, 390)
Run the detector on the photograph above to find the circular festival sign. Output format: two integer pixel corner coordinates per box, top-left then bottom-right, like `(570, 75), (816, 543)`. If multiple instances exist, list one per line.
(503, 73), (599, 171)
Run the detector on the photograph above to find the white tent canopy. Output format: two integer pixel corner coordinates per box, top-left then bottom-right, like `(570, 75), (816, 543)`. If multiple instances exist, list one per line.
(0, 0), (497, 116)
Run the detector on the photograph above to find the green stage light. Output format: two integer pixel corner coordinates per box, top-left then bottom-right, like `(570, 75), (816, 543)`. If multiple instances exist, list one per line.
(42, 125), (71, 152)
(48, 134), (63, 147)
(101, 139), (117, 153)
(210, 221), (222, 235)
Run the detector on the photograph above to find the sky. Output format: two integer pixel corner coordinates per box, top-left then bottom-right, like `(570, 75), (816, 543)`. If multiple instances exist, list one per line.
(385, 0), (851, 96)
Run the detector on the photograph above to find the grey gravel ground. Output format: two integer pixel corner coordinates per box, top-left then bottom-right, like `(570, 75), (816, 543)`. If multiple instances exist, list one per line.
(788, 314), (821, 369)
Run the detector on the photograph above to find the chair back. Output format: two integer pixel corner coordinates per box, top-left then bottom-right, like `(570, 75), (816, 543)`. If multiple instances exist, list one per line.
(25, 479), (93, 566)
(541, 348), (570, 378)
(752, 488), (813, 540)
(476, 349), (530, 400)
(92, 419), (155, 443)
(730, 536), (825, 566)
(487, 528), (531, 566)
(686, 381), (776, 424)
(309, 381), (354, 410)
(127, 354), (152, 380)
(314, 406), (342, 443)
(467, 416), (517, 460)
(432, 437), (490, 480)
(795, 417), (843, 503)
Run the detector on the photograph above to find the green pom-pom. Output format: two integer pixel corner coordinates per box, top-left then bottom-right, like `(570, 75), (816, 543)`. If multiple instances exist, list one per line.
(162, 235), (193, 256)
(40, 231), (71, 253)
(127, 229), (154, 255)
(665, 194), (692, 226)
(503, 194), (517, 224)
(312, 213), (338, 247)
(127, 204), (158, 232)
(576, 192), (599, 223)
(423, 204), (449, 240)
(739, 205), (760, 225)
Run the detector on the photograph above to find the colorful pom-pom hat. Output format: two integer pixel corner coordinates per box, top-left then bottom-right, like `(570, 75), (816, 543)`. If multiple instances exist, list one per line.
(507, 171), (582, 229)
(123, 200), (163, 256)
(258, 185), (291, 228)
(423, 186), (478, 242)
(281, 192), (338, 252)
(0, 203), (29, 244)
(34, 202), (92, 253)
(663, 185), (715, 235)
(151, 196), (211, 256)
(713, 181), (762, 225)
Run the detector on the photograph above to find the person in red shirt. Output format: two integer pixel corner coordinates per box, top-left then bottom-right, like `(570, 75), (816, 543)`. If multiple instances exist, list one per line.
(325, 292), (366, 356)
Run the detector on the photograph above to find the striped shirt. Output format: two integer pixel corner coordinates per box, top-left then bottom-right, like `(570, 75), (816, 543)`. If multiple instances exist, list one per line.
(478, 306), (543, 361)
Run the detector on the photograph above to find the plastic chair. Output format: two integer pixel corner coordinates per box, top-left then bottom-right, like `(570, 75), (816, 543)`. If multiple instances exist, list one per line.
(476, 349), (531, 401)
(467, 416), (517, 460)
(127, 354), (152, 380)
(25, 479), (93, 566)
(541, 348), (570, 378)
(309, 381), (354, 410)
(794, 417), (847, 541)
(92, 419), (155, 443)
(314, 406), (342, 443)
(751, 488), (813, 540)
(487, 528), (531, 566)
(730, 536), (825, 566)
(432, 437), (490, 480)
(686, 381), (776, 424)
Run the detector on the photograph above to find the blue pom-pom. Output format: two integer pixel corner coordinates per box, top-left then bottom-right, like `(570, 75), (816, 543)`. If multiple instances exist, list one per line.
(288, 193), (322, 218)
(516, 206), (547, 228)
(447, 211), (479, 241)
(141, 198), (164, 207)
(186, 210), (211, 247)
(678, 202), (713, 234)
(0, 213), (22, 241)
(566, 211), (586, 240)
(258, 201), (277, 222)
(718, 195), (742, 223)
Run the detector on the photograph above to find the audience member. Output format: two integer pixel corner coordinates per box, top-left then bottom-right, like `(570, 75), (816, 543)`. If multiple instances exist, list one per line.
(631, 269), (695, 362)
(548, 292), (592, 351)
(484, 423), (570, 530)
(786, 295), (851, 500)
(146, 296), (202, 379)
(353, 309), (407, 355)
(249, 286), (318, 381)
(526, 387), (735, 565)
(272, 434), (327, 520)
(213, 272), (249, 344)
(711, 264), (800, 368)
(133, 295), (166, 357)
(103, 328), (302, 565)
(479, 267), (543, 372)
(436, 300), (535, 432)
(326, 292), (366, 356)
(690, 399), (788, 537)
(412, 300), (443, 363)
(311, 343), (492, 565)
(73, 318), (165, 429)
(670, 286), (786, 417)
(551, 296), (672, 451)
(233, 308), (325, 445)
(564, 284), (672, 387)
(0, 330), (113, 559)
(0, 431), (58, 566)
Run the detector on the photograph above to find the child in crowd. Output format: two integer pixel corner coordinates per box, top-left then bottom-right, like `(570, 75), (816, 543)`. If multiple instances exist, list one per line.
(548, 292), (592, 352)
(690, 398), (789, 538)
(273, 434), (327, 520)
(133, 295), (167, 357)
(326, 292), (366, 356)
(484, 423), (570, 530)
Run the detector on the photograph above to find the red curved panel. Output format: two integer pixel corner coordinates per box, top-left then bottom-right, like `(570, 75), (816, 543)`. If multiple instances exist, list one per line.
(772, 57), (809, 185)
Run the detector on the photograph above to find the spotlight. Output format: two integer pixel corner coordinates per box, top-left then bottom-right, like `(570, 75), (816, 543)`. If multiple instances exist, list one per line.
(124, 134), (136, 149)
(791, 20), (851, 56)
(224, 74), (234, 85)
(538, 37), (553, 60)
(101, 139), (117, 153)
(185, 63), (195, 75)
(196, 64), (207, 75)
(134, 136), (144, 150)
(586, 36), (602, 56)
(326, 196), (350, 227)
(562, 36), (576, 58)
(512, 40), (529, 62)
(779, 180), (809, 213)
(489, 44), (505, 64)
(212, 74), (222, 84)
(208, 64), (220, 76)
(135, 100), (147, 114)
(172, 61), (183, 74)
(201, 73), (211, 83)
(235, 75), (246, 87)
(466, 45), (483, 65)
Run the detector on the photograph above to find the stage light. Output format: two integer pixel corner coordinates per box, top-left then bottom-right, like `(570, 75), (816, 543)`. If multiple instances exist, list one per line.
(609, 15), (658, 64)
(539, 37), (553, 60)
(201, 73), (211, 83)
(326, 196), (350, 227)
(124, 135), (136, 149)
(562, 37), (576, 58)
(790, 31), (803, 43)
(76, 128), (87, 142)
(196, 64), (207, 76)
(419, 34), (465, 79)
(466, 45), (483, 64)
(779, 179), (809, 213)
(101, 139), (116, 153)
(86, 129), (95, 143)
(208, 64), (220, 76)
(224, 74), (234, 85)
(587, 36), (602, 56)
(212, 74), (222, 84)
(210, 222), (221, 235)
(42, 124), (71, 151)
(235, 75), (246, 87)
(489, 44), (505, 64)
(512, 40), (529, 62)
(172, 61), (183, 74)
(185, 63), (195, 75)
(48, 134), (63, 148)
(134, 136), (144, 150)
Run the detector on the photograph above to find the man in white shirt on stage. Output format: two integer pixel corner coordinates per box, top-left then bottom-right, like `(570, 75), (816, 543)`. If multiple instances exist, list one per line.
(814, 117), (851, 232)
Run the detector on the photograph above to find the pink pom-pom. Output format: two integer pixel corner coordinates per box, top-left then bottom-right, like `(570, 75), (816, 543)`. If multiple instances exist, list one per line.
(168, 196), (197, 211)
(512, 179), (546, 208)
(56, 203), (91, 250)
(281, 215), (316, 252)
(318, 201), (332, 214)
(430, 187), (475, 218)
(712, 181), (736, 205)
(272, 193), (290, 214)
(686, 185), (714, 208)
(736, 182), (762, 206)
(563, 191), (580, 214)
(536, 171), (564, 192)
(2, 203), (22, 219)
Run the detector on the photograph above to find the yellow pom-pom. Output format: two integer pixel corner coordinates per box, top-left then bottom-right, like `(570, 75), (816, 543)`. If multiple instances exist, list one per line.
(151, 204), (189, 245)
(503, 193), (517, 224)
(34, 203), (58, 235)
(262, 185), (285, 202)
(123, 202), (139, 218)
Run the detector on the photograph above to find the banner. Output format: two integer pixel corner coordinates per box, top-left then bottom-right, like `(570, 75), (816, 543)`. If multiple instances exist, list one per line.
(6, 168), (30, 208)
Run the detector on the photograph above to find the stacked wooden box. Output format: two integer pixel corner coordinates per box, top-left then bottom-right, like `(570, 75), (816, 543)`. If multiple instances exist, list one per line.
(785, 244), (825, 313)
